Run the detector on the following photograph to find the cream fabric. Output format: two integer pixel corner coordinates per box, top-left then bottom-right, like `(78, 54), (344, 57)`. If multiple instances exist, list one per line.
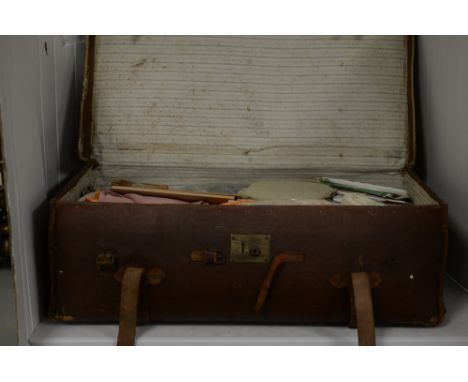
(89, 36), (409, 172)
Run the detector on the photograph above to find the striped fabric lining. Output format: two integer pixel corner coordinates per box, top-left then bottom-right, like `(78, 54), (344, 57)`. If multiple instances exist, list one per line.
(91, 36), (408, 171)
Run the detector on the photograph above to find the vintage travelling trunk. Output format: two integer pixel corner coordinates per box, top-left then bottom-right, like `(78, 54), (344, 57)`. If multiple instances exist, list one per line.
(49, 36), (448, 345)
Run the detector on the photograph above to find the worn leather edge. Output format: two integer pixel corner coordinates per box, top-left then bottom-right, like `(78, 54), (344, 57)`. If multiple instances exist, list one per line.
(79, 36), (95, 161)
(406, 170), (448, 326)
(407, 36), (416, 169)
(436, 202), (448, 326)
(48, 161), (97, 321)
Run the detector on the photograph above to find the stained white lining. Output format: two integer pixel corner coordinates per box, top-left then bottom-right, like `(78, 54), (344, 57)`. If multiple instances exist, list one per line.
(90, 36), (409, 172)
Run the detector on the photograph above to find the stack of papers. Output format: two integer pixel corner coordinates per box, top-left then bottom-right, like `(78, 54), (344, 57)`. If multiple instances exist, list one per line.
(319, 177), (410, 203)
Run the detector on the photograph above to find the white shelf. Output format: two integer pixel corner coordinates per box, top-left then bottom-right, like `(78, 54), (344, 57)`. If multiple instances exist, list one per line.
(29, 278), (468, 345)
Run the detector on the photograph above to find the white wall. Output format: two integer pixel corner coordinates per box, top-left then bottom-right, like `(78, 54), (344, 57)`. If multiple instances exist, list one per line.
(416, 36), (468, 289)
(0, 36), (85, 344)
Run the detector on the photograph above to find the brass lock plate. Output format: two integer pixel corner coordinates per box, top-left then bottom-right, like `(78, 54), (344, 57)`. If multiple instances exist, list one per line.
(230, 234), (271, 263)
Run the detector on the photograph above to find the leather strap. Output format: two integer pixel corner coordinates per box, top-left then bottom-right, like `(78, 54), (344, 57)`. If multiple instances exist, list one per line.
(351, 272), (376, 346)
(255, 252), (304, 312)
(117, 267), (145, 346)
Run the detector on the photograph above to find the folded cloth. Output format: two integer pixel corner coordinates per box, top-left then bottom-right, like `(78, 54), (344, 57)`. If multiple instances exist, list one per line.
(80, 191), (207, 205)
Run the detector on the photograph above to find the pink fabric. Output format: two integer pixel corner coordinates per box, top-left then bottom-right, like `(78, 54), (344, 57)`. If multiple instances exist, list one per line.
(96, 191), (207, 205)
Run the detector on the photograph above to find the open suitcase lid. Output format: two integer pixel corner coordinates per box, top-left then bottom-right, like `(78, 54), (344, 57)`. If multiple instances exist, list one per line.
(79, 36), (415, 172)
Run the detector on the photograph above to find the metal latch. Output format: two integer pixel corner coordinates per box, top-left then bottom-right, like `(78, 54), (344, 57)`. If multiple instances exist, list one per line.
(230, 234), (271, 263)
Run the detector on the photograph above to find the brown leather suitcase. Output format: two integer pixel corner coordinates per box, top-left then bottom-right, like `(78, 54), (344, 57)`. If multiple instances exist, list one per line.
(49, 36), (447, 345)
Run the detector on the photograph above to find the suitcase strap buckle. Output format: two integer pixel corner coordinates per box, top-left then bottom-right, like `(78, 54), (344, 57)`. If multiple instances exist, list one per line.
(96, 254), (165, 345)
(190, 250), (225, 265)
